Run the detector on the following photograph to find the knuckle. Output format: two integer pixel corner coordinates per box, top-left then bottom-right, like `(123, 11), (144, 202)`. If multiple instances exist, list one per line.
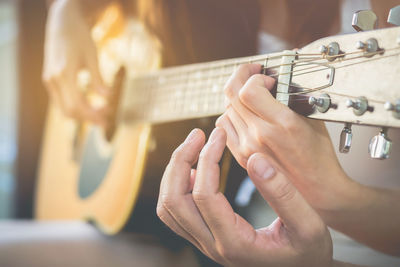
(280, 111), (300, 133)
(223, 84), (235, 99)
(248, 73), (264, 83)
(240, 137), (256, 157)
(238, 74), (264, 104)
(192, 190), (208, 203)
(240, 146), (251, 161)
(236, 154), (249, 169)
(170, 144), (185, 162)
(158, 194), (178, 212)
(156, 203), (167, 222)
(237, 63), (250, 73)
(273, 179), (297, 203)
(198, 145), (211, 161)
(254, 127), (269, 146)
(238, 84), (254, 105)
(215, 114), (226, 127)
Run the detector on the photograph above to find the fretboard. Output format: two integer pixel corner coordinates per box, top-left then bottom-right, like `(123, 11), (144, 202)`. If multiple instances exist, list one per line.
(119, 52), (287, 124)
(117, 26), (400, 130)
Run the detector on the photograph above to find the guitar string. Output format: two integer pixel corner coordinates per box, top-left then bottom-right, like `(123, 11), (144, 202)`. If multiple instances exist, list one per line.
(278, 51), (400, 101)
(144, 49), (400, 102)
(134, 47), (399, 94)
(128, 48), (400, 119)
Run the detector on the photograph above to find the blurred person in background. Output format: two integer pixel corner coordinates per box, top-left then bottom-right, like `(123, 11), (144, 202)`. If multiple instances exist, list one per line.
(43, 0), (400, 266)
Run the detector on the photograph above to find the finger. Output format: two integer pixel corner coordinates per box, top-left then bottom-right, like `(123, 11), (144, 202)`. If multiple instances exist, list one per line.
(161, 128), (205, 195)
(226, 107), (248, 138)
(158, 129), (220, 257)
(224, 64), (262, 94)
(194, 128), (249, 243)
(85, 44), (109, 96)
(56, 72), (106, 125)
(215, 114), (247, 167)
(156, 203), (205, 254)
(238, 74), (288, 123)
(247, 153), (323, 237)
(224, 65), (262, 122)
(215, 114), (239, 147)
(189, 169), (196, 192)
(45, 78), (64, 110)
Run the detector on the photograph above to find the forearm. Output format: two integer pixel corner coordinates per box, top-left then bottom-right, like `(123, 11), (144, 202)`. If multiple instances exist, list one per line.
(321, 178), (400, 256)
(48, 0), (115, 26)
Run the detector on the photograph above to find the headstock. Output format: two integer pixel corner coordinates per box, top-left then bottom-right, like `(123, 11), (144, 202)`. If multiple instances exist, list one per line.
(292, 8), (400, 159)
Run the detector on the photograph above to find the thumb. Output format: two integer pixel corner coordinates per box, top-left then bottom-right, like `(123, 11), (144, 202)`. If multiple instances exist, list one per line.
(247, 153), (322, 236)
(85, 46), (109, 96)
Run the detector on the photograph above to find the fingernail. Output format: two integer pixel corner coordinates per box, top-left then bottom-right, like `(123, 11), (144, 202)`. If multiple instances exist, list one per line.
(252, 156), (275, 179)
(185, 128), (199, 143)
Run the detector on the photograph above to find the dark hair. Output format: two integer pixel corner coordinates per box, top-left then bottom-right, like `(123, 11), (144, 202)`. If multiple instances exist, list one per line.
(123, 0), (260, 66)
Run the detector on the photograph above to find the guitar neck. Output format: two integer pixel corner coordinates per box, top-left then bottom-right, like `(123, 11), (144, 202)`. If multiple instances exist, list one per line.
(119, 52), (285, 124)
(119, 26), (400, 129)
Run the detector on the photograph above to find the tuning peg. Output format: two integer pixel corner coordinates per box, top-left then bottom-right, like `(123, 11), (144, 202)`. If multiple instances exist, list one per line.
(355, 38), (380, 53)
(339, 123), (352, 153)
(384, 99), (400, 119)
(308, 93), (331, 113)
(352, 10), (378, 32)
(388, 5), (400, 26)
(319, 42), (341, 61)
(369, 128), (392, 159)
(346, 96), (372, 116)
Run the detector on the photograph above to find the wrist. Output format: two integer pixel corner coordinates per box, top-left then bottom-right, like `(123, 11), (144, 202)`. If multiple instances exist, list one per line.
(315, 172), (365, 226)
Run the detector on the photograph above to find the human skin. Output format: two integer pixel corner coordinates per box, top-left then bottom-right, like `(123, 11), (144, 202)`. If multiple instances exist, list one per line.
(157, 127), (366, 266)
(157, 128), (333, 267)
(43, 0), (113, 125)
(216, 63), (400, 256)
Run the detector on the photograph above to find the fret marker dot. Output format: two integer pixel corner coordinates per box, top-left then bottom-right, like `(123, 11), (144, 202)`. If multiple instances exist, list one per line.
(212, 85), (219, 93)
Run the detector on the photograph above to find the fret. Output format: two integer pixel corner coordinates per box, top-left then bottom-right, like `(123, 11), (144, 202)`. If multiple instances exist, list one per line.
(120, 52), (285, 124)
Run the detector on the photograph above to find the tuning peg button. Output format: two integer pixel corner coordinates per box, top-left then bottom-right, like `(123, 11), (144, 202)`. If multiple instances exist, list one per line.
(369, 128), (392, 159)
(339, 123), (352, 153)
(308, 93), (331, 113)
(388, 5), (400, 26)
(319, 45), (328, 54)
(352, 10), (378, 32)
(384, 100), (400, 119)
(356, 38), (380, 54)
(346, 96), (371, 116)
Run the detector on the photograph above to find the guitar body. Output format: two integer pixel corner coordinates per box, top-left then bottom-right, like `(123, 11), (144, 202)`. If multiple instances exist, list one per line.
(36, 102), (235, 237)
(36, 104), (151, 234)
(35, 4), (254, 236)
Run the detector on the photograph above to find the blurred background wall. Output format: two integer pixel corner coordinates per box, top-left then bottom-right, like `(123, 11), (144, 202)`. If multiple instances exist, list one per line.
(0, 0), (47, 219)
(0, 0), (18, 218)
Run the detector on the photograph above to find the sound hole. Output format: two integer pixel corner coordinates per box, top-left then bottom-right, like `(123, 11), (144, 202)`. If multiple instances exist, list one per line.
(78, 128), (113, 199)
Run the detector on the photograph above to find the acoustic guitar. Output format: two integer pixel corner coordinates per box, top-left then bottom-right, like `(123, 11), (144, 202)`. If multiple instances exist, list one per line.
(36, 8), (400, 235)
